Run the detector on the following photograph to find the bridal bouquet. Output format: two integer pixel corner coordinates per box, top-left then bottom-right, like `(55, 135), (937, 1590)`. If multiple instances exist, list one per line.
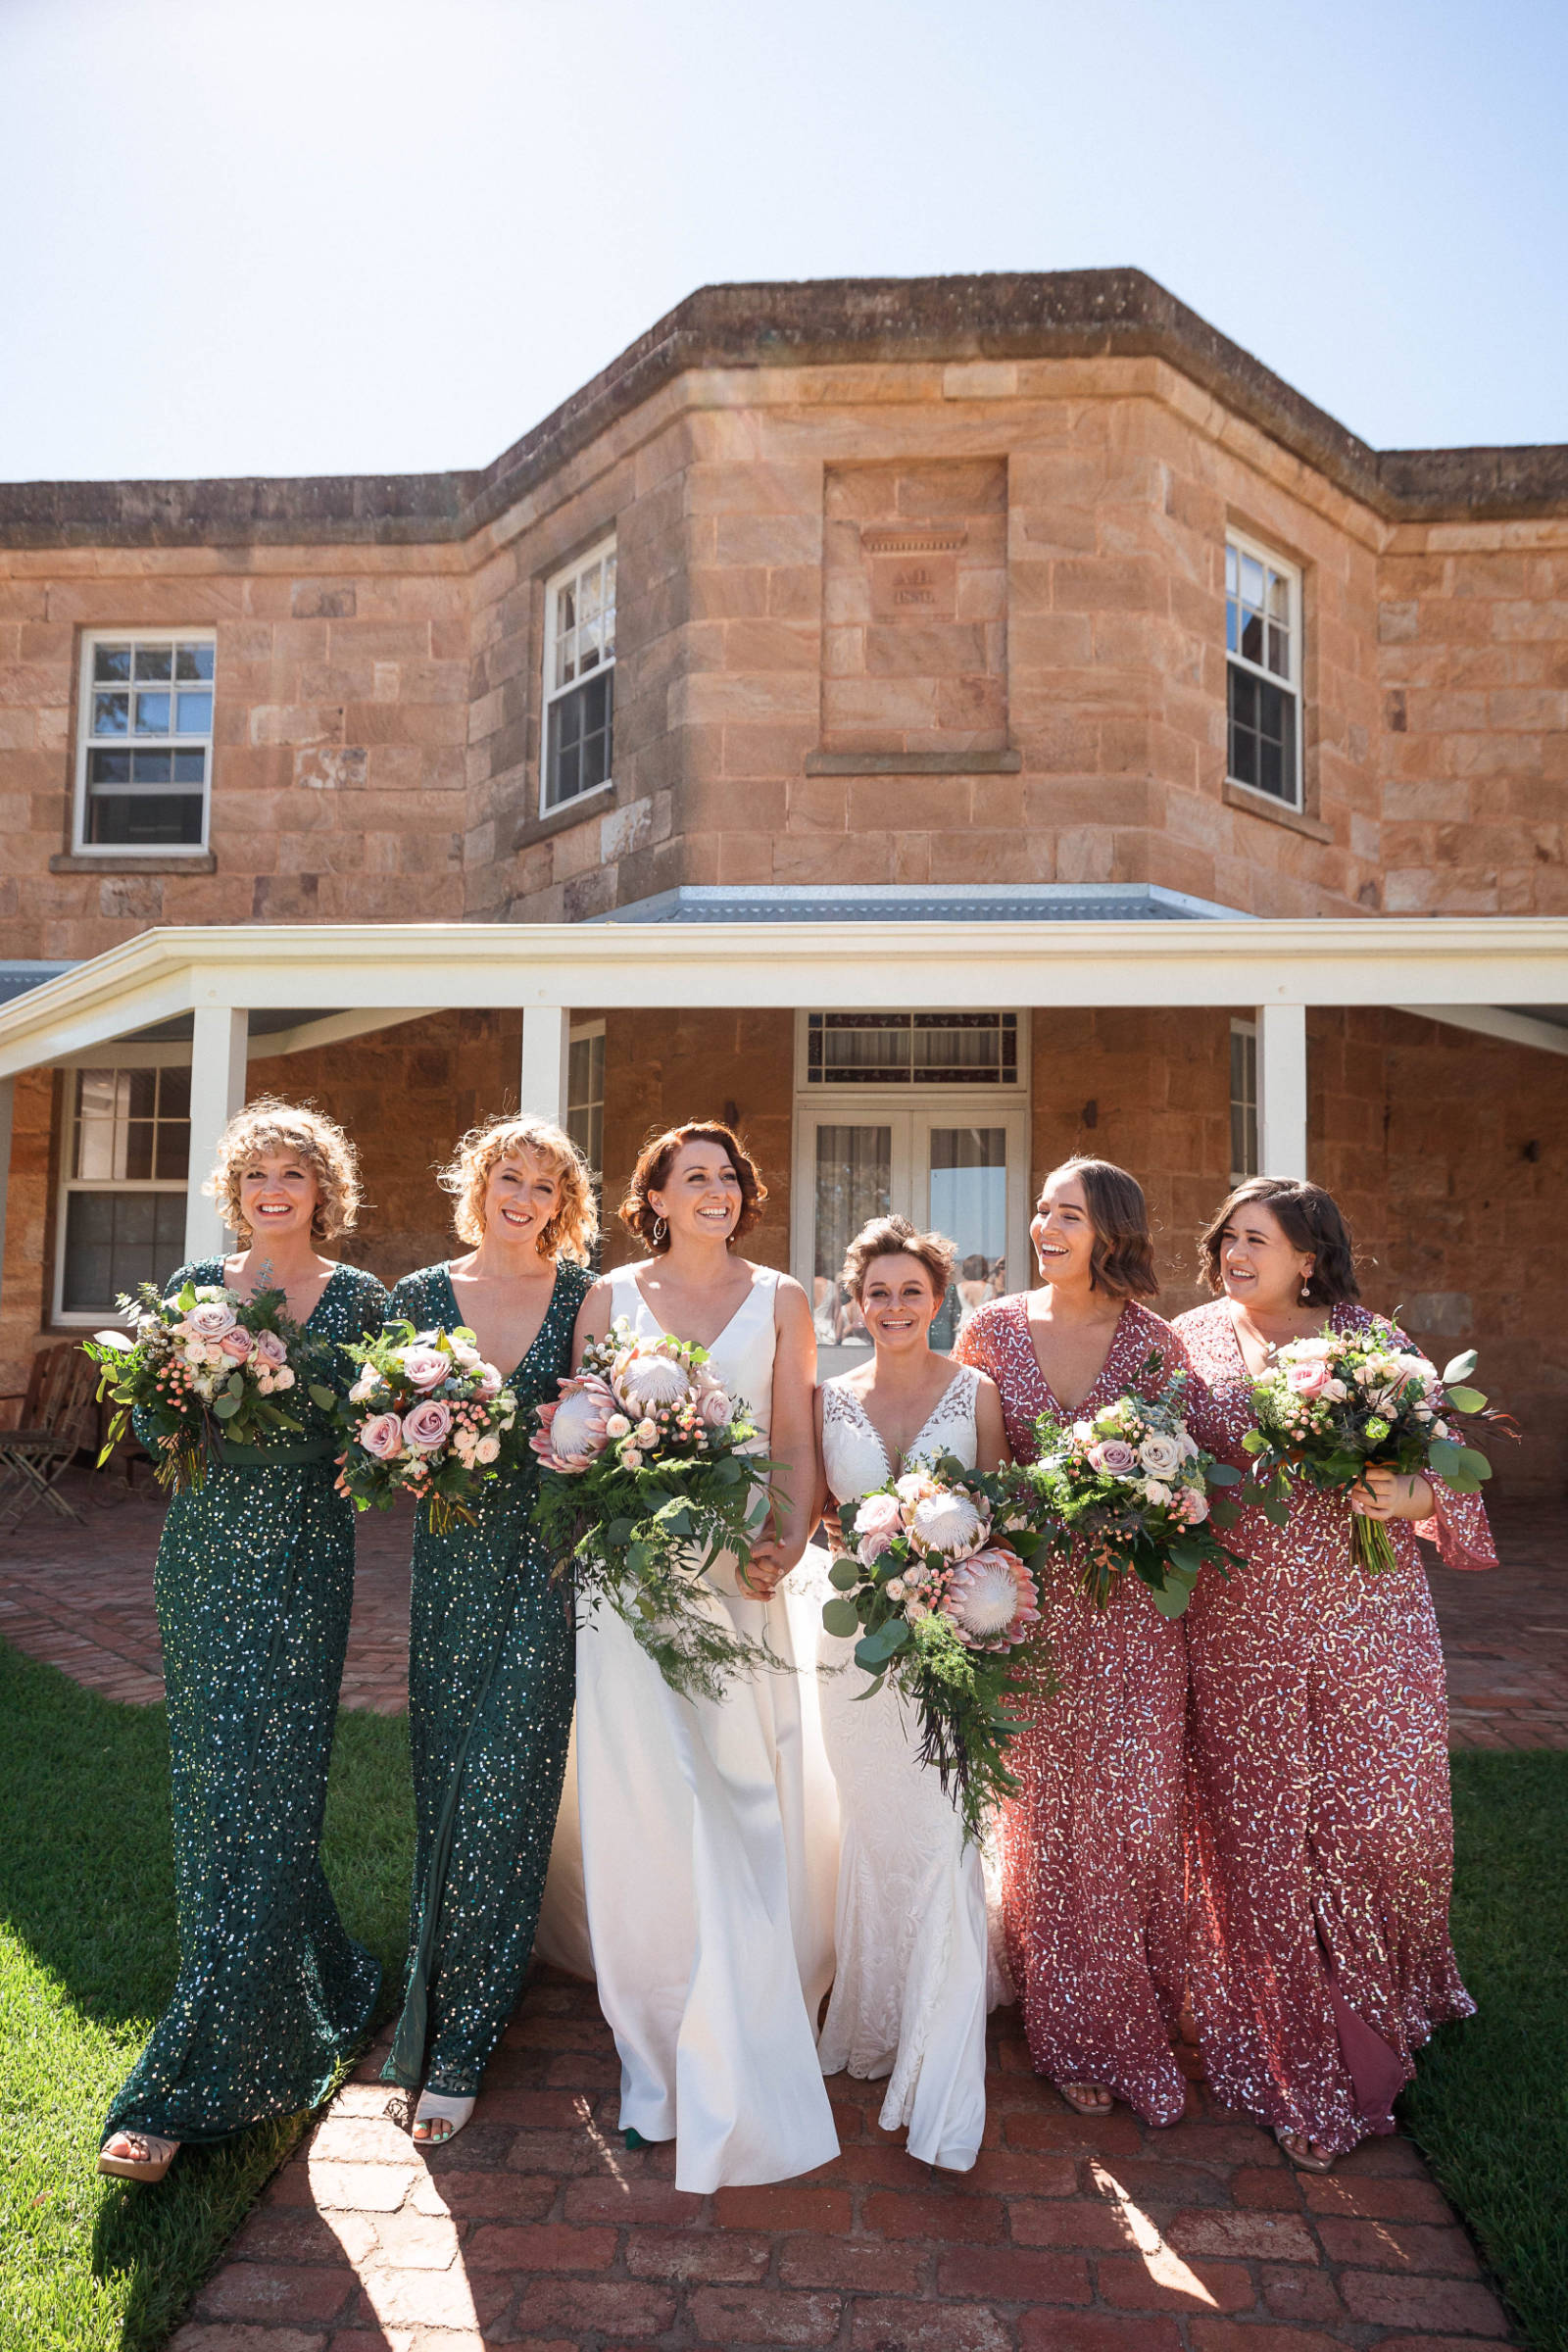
(1017, 1361), (1242, 1614)
(83, 1278), (334, 1494)
(336, 1322), (518, 1534)
(1244, 1320), (1494, 1575)
(821, 1459), (1044, 1842)
(531, 1317), (782, 1702)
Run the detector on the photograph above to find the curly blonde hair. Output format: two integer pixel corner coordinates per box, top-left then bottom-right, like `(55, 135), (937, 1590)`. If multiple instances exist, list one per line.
(439, 1115), (598, 1262)
(208, 1098), (363, 1246)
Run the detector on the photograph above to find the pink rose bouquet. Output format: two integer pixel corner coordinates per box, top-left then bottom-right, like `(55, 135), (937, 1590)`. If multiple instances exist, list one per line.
(822, 1458), (1046, 1842)
(334, 1321), (519, 1534)
(532, 1315), (782, 1702)
(83, 1277), (335, 1494)
(1245, 1319), (1499, 1575)
(1006, 1357), (1243, 1613)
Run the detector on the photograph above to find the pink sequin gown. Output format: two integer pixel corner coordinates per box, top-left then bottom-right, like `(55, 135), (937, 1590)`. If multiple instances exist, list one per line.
(957, 1295), (1199, 2125)
(1175, 1298), (1495, 2157)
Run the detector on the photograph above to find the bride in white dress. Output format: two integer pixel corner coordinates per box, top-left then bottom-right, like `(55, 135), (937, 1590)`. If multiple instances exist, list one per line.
(810, 1214), (1009, 2172)
(566, 1123), (839, 2193)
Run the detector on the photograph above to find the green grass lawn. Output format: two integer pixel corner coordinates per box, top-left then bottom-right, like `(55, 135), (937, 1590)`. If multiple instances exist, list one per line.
(0, 1641), (414, 2352)
(1401, 1748), (1568, 2352)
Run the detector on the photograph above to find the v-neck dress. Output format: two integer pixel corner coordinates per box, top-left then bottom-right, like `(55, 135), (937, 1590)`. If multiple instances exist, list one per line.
(381, 1255), (592, 2098)
(103, 1254), (388, 2149)
(956, 1294), (1199, 2125)
(1176, 1298), (1495, 2157)
(811, 1364), (1000, 2172)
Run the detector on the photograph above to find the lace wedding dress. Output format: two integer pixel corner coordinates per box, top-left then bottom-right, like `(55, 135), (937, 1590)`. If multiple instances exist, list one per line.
(810, 1363), (1004, 2172)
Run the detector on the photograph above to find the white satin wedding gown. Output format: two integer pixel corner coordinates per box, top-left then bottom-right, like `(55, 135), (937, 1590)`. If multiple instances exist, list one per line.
(811, 1362), (1001, 2172)
(556, 1263), (840, 2193)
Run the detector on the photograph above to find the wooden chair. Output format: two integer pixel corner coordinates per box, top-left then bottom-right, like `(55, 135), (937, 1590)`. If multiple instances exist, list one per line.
(0, 1344), (105, 1528)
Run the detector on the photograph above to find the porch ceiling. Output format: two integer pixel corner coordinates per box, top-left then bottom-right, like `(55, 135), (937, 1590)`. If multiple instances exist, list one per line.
(1, 919), (1567, 1082)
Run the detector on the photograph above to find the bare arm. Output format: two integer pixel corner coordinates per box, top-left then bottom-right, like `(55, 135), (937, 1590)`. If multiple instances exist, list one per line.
(974, 1372), (1008, 1473)
(747, 1276), (818, 1592)
(570, 1277), (615, 1370)
(808, 1384), (830, 1534)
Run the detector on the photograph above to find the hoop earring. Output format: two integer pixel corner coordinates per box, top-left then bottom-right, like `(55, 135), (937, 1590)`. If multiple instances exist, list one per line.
(652, 1216), (668, 1247)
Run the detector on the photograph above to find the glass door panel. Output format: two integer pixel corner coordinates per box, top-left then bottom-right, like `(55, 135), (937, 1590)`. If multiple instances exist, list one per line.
(926, 1124), (1010, 1348)
(812, 1123), (892, 1363)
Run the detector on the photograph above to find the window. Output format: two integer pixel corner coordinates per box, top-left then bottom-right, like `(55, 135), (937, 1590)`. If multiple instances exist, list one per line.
(56, 1066), (191, 1320)
(1230, 1020), (1258, 1183)
(1225, 536), (1300, 808)
(74, 630), (215, 852)
(806, 1011), (1018, 1086)
(566, 1022), (606, 1176)
(541, 540), (615, 813)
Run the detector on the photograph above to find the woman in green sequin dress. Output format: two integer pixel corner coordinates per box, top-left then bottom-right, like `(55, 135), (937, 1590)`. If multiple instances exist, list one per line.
(100, 1102), (387, 2183)
(381, 1114), (596, 2146)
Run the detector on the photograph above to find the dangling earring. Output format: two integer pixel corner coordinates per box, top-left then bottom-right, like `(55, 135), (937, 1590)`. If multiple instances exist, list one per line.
(1299, 1267), (1313, 1302)
(652, 1215), (668, 1247)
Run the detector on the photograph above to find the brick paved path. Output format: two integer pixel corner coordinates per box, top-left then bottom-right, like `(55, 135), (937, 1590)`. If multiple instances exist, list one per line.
(7, 1477), (1555, 2347)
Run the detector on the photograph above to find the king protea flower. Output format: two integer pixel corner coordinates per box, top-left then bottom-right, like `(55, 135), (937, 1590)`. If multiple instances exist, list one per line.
(908, 1486), (987, 1556)
(531, 1373), (617, 1472)
(613, 1348), (692, 1414)
(941, 1545), (1040, 1650)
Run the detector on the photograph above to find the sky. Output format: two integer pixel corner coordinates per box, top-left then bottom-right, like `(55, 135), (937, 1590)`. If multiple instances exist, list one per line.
(1, 0), (1564, 484)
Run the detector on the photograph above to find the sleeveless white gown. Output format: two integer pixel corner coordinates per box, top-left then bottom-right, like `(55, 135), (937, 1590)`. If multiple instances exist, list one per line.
(811, 1363), (1000, 2173)
(562, 1264), (840, 2192)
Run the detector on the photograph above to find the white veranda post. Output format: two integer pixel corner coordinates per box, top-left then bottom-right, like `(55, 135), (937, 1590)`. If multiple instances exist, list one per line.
(1256, 1001), (1308, 1184)
(184, 1007), (250, 1263)
(519, 1005), (570, 1127)
(0, 1074), (13, 1308)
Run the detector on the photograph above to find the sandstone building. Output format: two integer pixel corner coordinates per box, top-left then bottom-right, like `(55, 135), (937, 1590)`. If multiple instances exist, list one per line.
(1, 270), (1564, 1486)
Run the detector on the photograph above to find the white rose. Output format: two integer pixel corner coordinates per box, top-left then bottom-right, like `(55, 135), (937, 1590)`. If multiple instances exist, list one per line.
(474, 1434), (501, 1465)
(1138, 1432), (1183, 1479)
(273, 1366), (295, 1391)
(635, 1418), (659, 1446)
(1142, 1479), (1173, 1507)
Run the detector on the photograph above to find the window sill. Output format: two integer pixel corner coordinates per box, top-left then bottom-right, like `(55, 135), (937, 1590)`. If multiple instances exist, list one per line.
(51, 852), (217, 874)
(805, 749), (1021, 776)
(1221, 780), (1332, 844)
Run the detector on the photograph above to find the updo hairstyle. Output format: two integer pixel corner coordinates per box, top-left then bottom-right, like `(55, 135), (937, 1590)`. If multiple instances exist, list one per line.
(439, 1114), (598, 1262)
(619, 1121), (766, 1255)
(1044, 1154), (1159, 1299)
(1198, 1176), (1359, 1305)
(841, 1214), (956, 1303)
(209, 1098), (362, 1246)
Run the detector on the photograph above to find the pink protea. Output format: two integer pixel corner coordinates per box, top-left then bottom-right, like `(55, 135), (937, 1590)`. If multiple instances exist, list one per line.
(940, 1544), (1040, 1651)
(531, 1372), (616, 1472)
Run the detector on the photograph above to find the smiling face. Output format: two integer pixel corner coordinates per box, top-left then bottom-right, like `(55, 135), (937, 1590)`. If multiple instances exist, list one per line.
(481, 1149), (563, 1255)
(858, 1252), (942, 1353)
(1030, 1169), (1098, 1292)
(239, 1149), (321, 1244)
(1216, 1199), (1313, 1316)
(648, 1140), (743, 1247)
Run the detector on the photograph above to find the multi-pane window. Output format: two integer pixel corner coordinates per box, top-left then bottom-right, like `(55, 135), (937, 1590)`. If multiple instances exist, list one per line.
(1230, 1020), (1258, 1184)
(542, 539), (615, 812)
(74, 630), (216, 851)
(57, 1067), (191, 1318)
(566, 1021), (607, 1271)
(806, 1012), (1018, 1087)
(1226, 538), (1300, 808)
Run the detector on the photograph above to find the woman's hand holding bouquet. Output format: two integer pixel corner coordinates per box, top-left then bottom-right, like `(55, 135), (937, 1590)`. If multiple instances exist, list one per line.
(531, 1317), (783, 1702)
(821, 1458), (1044, 1843)
(1007, 1357), (1242, 1615)
(336, 1322), (518, 1534)
(1244, 1320), (1497, 1575)
(84, 1279), (334, 1494)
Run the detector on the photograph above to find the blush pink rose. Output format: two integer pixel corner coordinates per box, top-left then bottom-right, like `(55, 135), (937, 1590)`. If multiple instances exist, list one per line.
(1177, 1486), (1209, 1525)
(252, 1328), (289, 1369)
(471, 1362), (503, 1399)
(397, 1347), (451, 1393)
(699, 1389), (732, 1428)
(856, 1492), (903, 1539)
(1285, 1356), (1332, 1399)
(1089, 1438), (1139, 1476)
(219, 1325), (256, 1362)
(358, 1412), (404, 1461)
(183, 1299), (237, 1342)
(403, 1399), (454, 1451)
(858, 1529), (894, 1568)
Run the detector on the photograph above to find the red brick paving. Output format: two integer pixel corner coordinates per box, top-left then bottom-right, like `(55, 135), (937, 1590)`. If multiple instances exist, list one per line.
(8, 1478), (1552, 2347)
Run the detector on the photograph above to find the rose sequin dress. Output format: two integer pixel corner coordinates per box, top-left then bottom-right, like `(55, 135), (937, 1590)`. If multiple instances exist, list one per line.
(956, 1295), (1199, 2124)
(1175, 1298), (1495, 2157)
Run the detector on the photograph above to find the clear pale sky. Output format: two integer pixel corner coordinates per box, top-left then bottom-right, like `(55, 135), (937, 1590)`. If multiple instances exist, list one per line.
(2, 0), (1563, 484)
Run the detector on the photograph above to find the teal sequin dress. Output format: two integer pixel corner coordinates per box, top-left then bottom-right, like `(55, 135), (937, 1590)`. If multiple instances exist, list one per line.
(383, 1255), (590, 2097)
(103, 1256), (389, 2148)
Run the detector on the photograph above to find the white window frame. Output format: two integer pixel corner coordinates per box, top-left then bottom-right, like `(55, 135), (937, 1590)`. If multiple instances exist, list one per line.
(73, 626), (217, 857)
(566, 1018), (607, 1178)
(53, 1064), (192, 1325)
(539, 536), (616, 818)
(1229, 1018), (1258, 1185)
(1224, 531), (1302, 811)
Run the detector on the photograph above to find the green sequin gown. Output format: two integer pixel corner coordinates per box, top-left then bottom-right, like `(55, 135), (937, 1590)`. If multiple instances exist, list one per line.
(103, 1256), (390, 2149)
(383, 1255), (591, 2097)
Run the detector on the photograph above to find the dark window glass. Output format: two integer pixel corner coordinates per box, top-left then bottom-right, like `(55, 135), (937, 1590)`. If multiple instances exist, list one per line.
(546, 669), (613, 808)
(1227, 662), (1297, 805)
(62, 1190), (186, 1313)
(85, 793), (206, 846)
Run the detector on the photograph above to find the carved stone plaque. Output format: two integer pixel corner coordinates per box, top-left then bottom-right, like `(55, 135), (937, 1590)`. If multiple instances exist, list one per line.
(863, 526), (966, 621)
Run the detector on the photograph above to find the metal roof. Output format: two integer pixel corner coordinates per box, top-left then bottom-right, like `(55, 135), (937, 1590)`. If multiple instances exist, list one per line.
(592, 883), (1252, 926)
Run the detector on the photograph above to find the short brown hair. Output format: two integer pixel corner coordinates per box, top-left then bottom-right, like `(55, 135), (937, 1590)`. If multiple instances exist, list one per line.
(439, 1115), (598, 1262)
(209, 1099), (362, 1246)
(841, 1215), (956, 1303)
(1198, 1177), (1359, 1305)
(619, 1122), (767, 1254)
(1043, 1155), (1159, 1298)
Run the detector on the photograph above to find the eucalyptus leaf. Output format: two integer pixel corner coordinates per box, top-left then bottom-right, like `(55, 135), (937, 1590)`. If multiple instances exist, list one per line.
(1149, 1579), (1194, 1618)
(828, 1559), (861, 1592)
(1427, 1438), (1464, 1477)
(308, 1384), (336, 1411)
(821, 1597), (861, 1639)
(851, 1670), (888, 1703)
(212, 1394), (242, 1420)
(1241, 1430), (1265, 1453)
(1205, 1462), (1243, 1487)
(1445, 1385), (1487, 1415)
(1443, 1348), (1479, 1385)
(1454, 1446), (1494, 1482)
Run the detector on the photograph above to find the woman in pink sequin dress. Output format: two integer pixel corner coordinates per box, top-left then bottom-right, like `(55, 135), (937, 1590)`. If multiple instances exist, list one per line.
(1176, 1178), (1494, 2170)
(957, 1156), (1200, 2127)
